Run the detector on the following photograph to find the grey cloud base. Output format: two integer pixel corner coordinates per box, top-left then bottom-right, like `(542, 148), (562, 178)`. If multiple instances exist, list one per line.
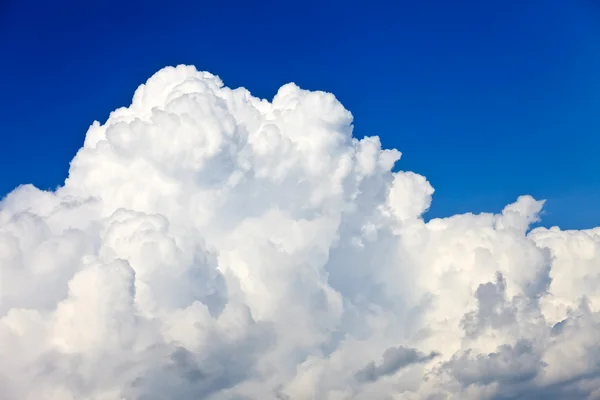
(1, 65), (599, 399)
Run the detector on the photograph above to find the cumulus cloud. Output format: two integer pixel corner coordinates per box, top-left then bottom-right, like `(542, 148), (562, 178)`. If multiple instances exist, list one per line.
(1, 64), (599, 399)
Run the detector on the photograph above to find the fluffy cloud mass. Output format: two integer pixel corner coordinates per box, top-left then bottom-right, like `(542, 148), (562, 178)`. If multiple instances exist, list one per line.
(1, 65), (599, 399)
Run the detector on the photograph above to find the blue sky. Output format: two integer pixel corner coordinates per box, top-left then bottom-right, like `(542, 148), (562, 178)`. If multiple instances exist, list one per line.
(1, 0), (599, 229)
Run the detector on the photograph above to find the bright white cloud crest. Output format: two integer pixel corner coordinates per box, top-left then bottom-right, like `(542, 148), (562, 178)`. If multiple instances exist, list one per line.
(1, 65), (599, 399)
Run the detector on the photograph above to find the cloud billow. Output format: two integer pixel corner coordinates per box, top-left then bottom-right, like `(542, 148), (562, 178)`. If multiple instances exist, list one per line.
(1, 65), (599, 399)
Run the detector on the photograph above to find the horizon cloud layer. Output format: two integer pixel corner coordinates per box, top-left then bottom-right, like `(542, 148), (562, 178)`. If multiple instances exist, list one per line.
(1, 65), (599, 399)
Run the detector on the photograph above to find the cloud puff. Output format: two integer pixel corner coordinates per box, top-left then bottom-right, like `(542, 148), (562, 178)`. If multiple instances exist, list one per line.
(1, 64), (599, 399)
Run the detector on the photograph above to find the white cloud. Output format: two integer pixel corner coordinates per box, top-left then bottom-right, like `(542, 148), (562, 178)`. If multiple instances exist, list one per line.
(1, 64), (599, 399)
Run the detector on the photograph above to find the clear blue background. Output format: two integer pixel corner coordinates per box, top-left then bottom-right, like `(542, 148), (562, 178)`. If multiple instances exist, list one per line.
(1, 0), (599, 229)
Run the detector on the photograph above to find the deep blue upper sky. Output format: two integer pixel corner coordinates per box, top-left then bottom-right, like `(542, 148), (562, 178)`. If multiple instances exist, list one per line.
(1, 0), (599, 229)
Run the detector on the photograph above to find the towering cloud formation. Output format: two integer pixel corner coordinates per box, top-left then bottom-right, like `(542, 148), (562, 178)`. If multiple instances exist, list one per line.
(1, 65), (599, 399)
